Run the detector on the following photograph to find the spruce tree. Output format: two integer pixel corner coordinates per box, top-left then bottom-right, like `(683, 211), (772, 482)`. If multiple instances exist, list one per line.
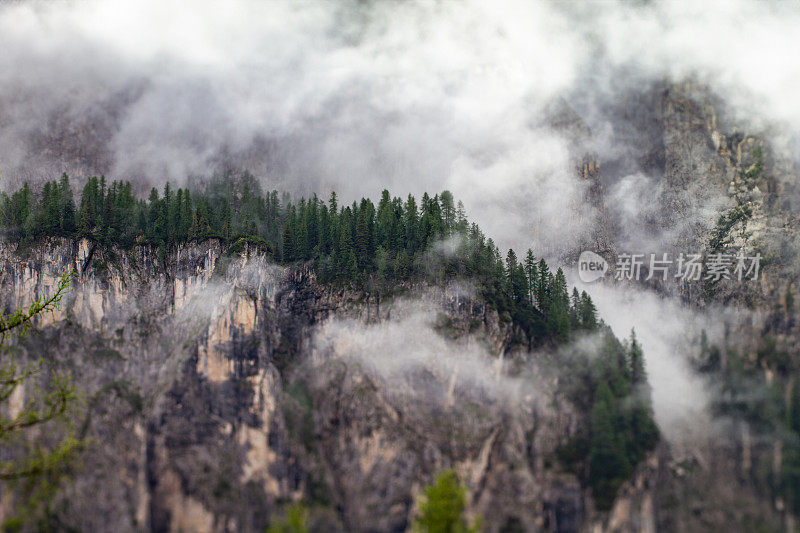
(627, 330), (659, 463)
(570, 288), (581, 329)
(147, 188), (161, 243)
(78, 177), (99, 236)
(535, 258), (550, 313)
(414, 470), (481, 533)
(628, 329), (646, 386)
(524, 250), (536, 305)
(41, 181), (61, 235)
(589, 382), (632, 510)
(440, 190), (455, 234)
(455, 200), (468, 234)
(404, 194), (418, 253)
(579, 291), (598, 330)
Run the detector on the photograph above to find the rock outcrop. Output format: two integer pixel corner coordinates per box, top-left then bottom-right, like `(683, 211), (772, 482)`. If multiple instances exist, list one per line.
(0, 239), (660, 532)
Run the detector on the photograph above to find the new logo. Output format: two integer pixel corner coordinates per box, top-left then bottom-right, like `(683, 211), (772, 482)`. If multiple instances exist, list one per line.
(578, 251), (608, 283)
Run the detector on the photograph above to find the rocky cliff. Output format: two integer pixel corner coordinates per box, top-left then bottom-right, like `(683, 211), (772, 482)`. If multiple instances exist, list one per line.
(4, 80), (795, 532)
(0, 238), (661, 532)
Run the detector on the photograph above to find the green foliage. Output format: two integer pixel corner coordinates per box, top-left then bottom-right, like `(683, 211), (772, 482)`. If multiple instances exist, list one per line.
(266, 502), (309, 533)
(414, 470), (481, 533)
(708, 203), (753, 253)
(589, 382), (632, 510)
(1, 175), (605, 348)
(0, 270), (84, 529)
(0, 175), (661, 519)
(708, 144), (762, 254)
(557, 328), (659, 511)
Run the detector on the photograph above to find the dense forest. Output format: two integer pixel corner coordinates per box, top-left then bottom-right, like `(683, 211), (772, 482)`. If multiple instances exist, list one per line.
(0, 172), (596, 346)
(0, 172), (659, 507)
(557, 328), (660, 510)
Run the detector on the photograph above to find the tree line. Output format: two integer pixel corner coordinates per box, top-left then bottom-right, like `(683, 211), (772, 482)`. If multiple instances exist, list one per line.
(1, 172), (601, 347)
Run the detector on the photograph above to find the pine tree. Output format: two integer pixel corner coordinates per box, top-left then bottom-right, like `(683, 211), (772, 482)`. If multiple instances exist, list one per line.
(414, 470), (481, 533)
(791, 381), (800, 436)
(404, 195), (419, 253)
(97, 176), (107, 233)
(547, 268), (571, 341)
(355, 198), (374, 270)
(282, 219), (295, 262)
(505, 250), (528, 305)
(295, 199), (309, 259)
(78, 177), (100, 236)
(60, 174), (76, 236)
(579, 291), (598, 330)
(328, 191), (338, 216)
(4, 183), (31, 237)
(535, 258), (550, 313)
(628, 329), (646, 385)
(41, 181), (62, 235)
(375, 245), (388, 292)
(524, 250), (536, 305)
(570, 287), (581, 329)
(455, 200), (468, 234)
(162, 183), (173, 243)
(147, 188), (162, 243)
(627, 329), (659, 463)
(440, 190), (455, 233)
(589, 382), (632, 511)
(180, 189), (193, 241)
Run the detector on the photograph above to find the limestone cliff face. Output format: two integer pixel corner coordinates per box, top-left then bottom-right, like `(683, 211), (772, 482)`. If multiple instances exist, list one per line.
(580, 81), (800, 531)
(0, 238), (658, 532)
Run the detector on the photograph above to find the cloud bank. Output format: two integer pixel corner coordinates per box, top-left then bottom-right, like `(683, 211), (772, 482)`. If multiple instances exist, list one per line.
(3, 0), (799, 254)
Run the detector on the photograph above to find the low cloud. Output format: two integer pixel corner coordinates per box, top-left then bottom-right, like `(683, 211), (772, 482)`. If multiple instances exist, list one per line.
(310, 300), (539, 409)
(581, 281), (736, 442)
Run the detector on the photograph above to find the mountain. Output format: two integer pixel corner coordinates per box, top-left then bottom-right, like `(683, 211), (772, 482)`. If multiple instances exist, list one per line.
(0, 237), (658, 532)
(1, 79), (799, 532)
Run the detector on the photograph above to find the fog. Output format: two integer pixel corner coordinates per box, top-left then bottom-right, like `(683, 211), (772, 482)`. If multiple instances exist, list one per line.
(1, 0), (797, 440)
(581, 281), (728, 440)
(3, 0), (798, 253)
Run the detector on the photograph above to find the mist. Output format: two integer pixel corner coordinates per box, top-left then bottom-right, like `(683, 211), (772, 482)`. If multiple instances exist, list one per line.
(310, 301), (533, 407)
(2, 0), (798, 256)
(2, 0), (798, 450)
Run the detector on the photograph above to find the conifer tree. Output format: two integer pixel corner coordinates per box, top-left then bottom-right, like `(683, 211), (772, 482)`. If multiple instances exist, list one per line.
(626, 329), (659, 463)
(791, 381), (800, 436)
(440, 190), (455, 233)
(535, 258), (550, 313)
(404, 194), (419, 253)
(570, 288), (581, 329)
(628, 330), (646, 385)
(455, 200), (468, 234)
(524, 250), (536, 304)
(59, 174), (76, 236)
(147, 188), (161, 243)
(41, 181), (61, 235)
(414, 470), (481, 533)
(579, 291), (598, 330)
(547, 268), (571, 341)
(589, 382), (632, 510)
(78, 177), (100, 236)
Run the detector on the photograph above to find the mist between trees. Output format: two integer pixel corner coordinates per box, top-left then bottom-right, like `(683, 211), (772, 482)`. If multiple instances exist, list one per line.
(1, 171), (659, 507)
